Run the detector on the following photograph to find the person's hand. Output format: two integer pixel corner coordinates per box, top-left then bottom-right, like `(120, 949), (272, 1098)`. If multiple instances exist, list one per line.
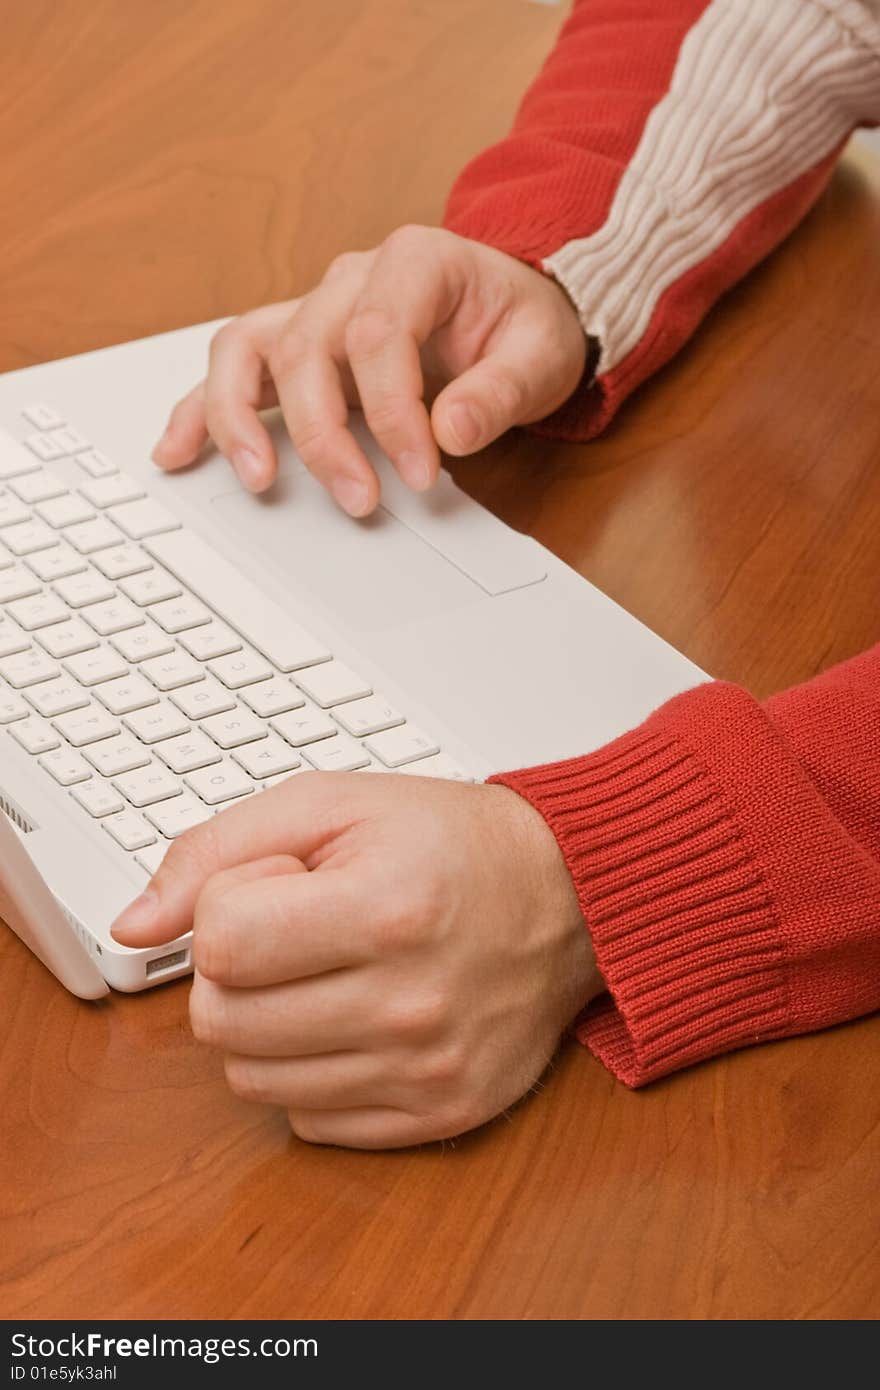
(153, 226), (586, 516)
(111, 773), (602, 1150)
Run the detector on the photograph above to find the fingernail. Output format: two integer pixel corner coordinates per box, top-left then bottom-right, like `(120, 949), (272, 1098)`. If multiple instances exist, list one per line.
(333, 474), (371, 516)
(447, 402), (481, 451)
(398, 451), (433, 491)
(234, 447), (266, 491)
(111, 890), (159, 939)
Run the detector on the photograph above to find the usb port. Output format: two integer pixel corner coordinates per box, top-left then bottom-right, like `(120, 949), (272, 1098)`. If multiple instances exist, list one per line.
(146, 948), (189, 977)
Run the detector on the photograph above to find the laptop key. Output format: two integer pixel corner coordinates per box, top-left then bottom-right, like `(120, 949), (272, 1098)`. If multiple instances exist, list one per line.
(22, 403), (64, 430)
(144, 793), (213, 839)
(302, 735), (370, 773)
(80, 596), (144, 637)
(169, 676), (236, 720)
(112, 762), (182, 808)
(24, 432), (66, 462)
(268, 707), (336, 747)
(201, 708), (267, 750)
(36, 494), (95, 529)
(9, 470), (66, 504)
(118, 567), (181, 606)
(134, 841), (168, 876)
(26, 675), (90, 717)
(363, 723), (440, 767)
(333, 695), (405, 737)
(183, 760), (255, 805)
(52, 704), (120, 746)
(78, 474), (144, 509)
(92, 544), (151, 580)
(25, 543), (88, 582)
(35, 618), (100, 660)
(140, 650), (202, 691)
(102, 811), (156, 851)
(154, 730), (222, 774)
(93, 673), (159, 716)
(239, 678), (304, 719)
(231, 734), (301, 779)
(83, 734), (151, 777)
(74, 449), (116, 479)
(0, 693), (28, 723)
(52, 571), (115, 608)
(178, 620), (241, 662)
(0, 615), (29, 658)
(294, 660), (372, 708)
(0, 648), (60, 688)
(7, 592), (70, 631)
(0, 567), (41, 604)
(110, 621), (174, 663)
(38, 747), (91, 786)
(107, 498), (180, 540)
(122, 702), (190, 743)
(63, 516), (124, 554)
(71, 780), (126, 818)
(9, 716), (60, 755)
(62, 646), (128, 686)
(3, 520), (58, 555)
(0, 428), (43, 479)
(0, 494), (32, 528)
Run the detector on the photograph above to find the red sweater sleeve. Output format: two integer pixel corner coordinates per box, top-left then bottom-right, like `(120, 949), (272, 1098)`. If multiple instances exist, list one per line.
(443, 0), (880, 439)
(490, 646), (880, 1086)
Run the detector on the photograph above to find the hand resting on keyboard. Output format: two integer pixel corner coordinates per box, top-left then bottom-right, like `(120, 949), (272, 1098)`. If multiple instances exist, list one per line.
(151, 226), (586, 517)
(111, 770), (603, 1150)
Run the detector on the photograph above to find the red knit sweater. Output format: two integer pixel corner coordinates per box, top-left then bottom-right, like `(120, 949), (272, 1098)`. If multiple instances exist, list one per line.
(443, 0), (880, 1085)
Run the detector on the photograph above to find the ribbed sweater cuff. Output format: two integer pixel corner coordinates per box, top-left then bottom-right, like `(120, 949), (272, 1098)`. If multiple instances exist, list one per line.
(490, 718), (790, 1087)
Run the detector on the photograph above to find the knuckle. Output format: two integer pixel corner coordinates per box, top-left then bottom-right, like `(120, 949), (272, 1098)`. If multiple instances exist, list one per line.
(267, 324), (312, 379)
(383, 223), (429, 256)
(413, 1041), (468, 1091)
(384, 987), (449, 1044)
(344, 304), (396, 359)
(361, 396), (410, 439)
(324, 250), (366, 282)
(208, 320), (240, 359)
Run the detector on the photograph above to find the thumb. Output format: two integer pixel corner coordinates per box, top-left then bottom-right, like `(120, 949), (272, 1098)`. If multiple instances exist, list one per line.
(431, 339), (570, 456)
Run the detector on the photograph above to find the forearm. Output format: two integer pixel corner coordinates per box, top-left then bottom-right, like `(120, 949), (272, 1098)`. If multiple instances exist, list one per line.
(444, 0), (880, 438)
(491, 646), (880, 1085)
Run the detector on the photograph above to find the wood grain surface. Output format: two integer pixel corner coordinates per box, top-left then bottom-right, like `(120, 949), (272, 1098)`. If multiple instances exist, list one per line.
(1, 0), (878, 1321)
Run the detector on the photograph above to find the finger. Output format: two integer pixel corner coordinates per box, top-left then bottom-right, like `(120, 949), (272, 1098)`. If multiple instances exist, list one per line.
(345, 229), (455, 491)
(224, 1049), (391, 1110)
(110, 772), (365, 946)
(287, 1105), (437, 1150)
(152, 382), (210, 471)
(153, 303), (291, 480)
(266, 261), (379, 516)
(192, 864), (380, 985)
(188, 967), (381, 1056)
(200, 304), (296, 492)
(431, 327), (568, 456)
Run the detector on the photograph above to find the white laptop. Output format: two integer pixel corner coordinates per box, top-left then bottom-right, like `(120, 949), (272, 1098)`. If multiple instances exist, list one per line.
(0, 319), (706, 998)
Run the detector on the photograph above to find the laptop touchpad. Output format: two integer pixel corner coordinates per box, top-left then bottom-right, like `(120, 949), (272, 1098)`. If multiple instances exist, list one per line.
(211, 476), (484, 633)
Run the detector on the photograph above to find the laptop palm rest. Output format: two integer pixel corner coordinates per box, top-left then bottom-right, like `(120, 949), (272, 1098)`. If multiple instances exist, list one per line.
(211, 453), (547, 633)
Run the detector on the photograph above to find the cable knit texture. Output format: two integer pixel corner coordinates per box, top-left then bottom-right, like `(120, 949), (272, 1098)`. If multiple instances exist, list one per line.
(444, 0), (880, 439)
(490, 648), (880, 1085)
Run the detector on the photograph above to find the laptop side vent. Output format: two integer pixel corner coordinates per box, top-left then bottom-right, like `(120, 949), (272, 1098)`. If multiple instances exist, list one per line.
(58, 902), (103, 958)
(0, 793), (36, 834)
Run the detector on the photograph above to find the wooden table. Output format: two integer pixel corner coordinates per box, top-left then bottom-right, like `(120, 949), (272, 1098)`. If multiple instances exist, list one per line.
(2, 0), (878, 1321)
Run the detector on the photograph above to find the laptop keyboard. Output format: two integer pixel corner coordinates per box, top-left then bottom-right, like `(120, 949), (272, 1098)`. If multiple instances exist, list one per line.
(1, 408), (471, 878)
